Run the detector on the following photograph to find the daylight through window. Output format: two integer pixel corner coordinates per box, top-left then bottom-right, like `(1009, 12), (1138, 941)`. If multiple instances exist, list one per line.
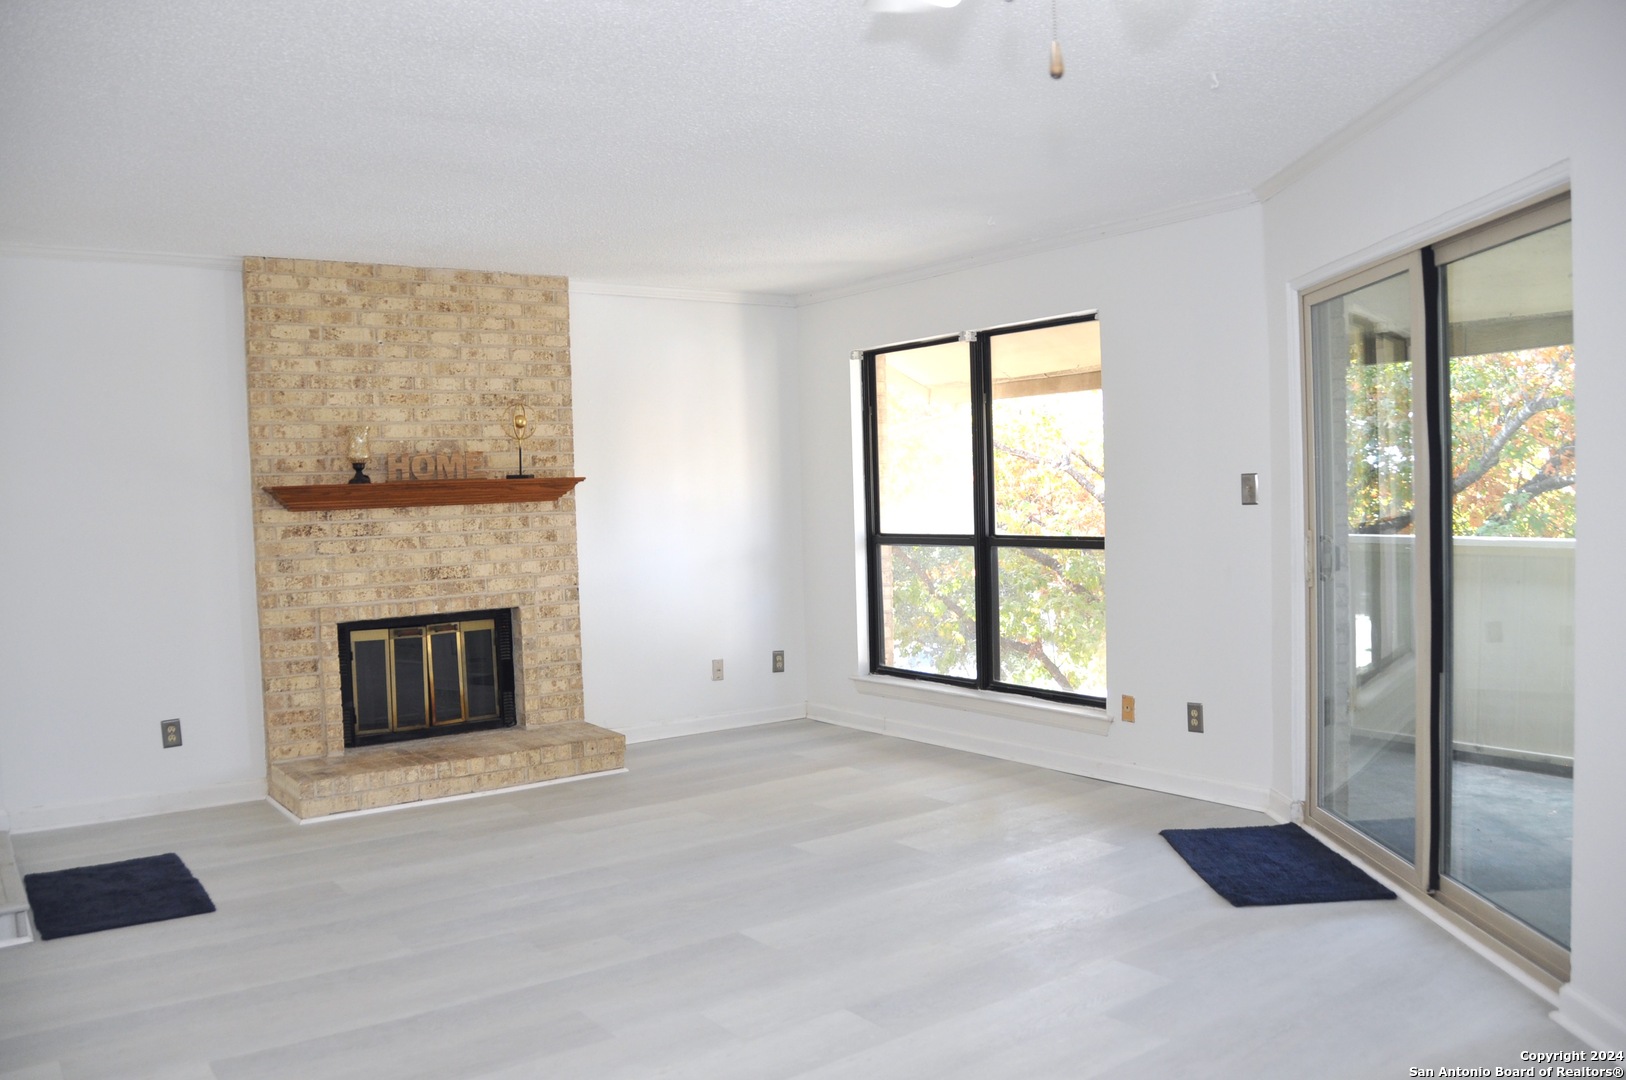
(862, 314), (1105, 707)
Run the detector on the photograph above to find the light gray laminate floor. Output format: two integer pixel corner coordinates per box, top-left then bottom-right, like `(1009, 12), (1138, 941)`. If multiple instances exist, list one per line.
(0, 720), (1582, 1079)
(1335, 738), (1573, 946)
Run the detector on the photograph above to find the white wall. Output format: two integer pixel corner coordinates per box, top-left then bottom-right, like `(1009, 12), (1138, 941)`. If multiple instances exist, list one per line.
(796, 204), (1278, 811)
(570, 288), (808, 742)
(2, 0), (1618, 1040)
(0, 268), (813, 828)
(1258, 0), (1626, 1047)
(0, 254), (266, 830)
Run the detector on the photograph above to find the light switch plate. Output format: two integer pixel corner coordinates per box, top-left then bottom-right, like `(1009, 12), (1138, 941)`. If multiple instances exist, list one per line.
(1240, 473), (1259, 505)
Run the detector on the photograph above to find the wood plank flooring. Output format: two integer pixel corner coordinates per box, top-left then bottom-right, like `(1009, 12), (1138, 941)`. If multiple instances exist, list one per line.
(0, 720), (1582, 1079)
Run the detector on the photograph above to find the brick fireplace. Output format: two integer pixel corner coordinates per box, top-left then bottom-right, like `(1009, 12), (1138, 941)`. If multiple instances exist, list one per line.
(243, 257), (624, 819)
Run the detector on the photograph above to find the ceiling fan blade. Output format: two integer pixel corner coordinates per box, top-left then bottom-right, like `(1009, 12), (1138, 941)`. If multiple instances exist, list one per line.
(863, 0), (961, 13)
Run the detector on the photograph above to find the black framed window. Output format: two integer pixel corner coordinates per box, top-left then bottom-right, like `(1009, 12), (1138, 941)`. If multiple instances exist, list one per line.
(861, 313), (1105, 707)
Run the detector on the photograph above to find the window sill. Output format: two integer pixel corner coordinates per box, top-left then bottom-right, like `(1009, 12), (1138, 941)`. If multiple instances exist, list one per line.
(849, 674), (1112, 735)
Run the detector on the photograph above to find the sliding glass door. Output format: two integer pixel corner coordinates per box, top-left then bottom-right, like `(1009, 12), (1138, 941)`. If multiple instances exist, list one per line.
(1436, 205), (1575, 955)
(1308, 257), (1428, 869)
(1305, 197), (1573, 979)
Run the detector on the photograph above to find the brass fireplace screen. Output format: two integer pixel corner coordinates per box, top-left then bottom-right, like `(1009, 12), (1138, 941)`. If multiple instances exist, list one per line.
(339, 609), (517, 746)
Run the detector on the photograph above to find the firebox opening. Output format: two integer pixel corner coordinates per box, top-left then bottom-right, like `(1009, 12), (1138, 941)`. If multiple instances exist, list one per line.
(338, 608), (518, 747)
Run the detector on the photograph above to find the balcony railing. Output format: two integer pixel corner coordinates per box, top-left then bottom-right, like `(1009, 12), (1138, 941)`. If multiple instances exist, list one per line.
(1347, 534), (1573, 765)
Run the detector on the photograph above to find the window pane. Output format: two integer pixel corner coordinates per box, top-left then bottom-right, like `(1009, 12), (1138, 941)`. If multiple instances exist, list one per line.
(1309, 268), (1418, 863)
(991, 321), (1103, 537)
(996, 547), (1105, 696)
(875, 341), (973, 534)
(1442, 219), (1574, 947)
(878, 544), (976, 678)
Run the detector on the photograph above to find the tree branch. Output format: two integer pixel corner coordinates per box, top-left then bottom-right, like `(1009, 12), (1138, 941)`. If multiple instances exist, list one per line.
(1513, 471), (1577, 498)
(1010, 547), (1102, 603)
(1355, 510), (1415, 535)
(999, 636), (1073, 690)
(1353, 392), (1570, 535)
(893, 547), (976, 651)
(994, 442), (1104, 507)
(1477, 441), (1576, 531)
(1451, 394), (1569, 494)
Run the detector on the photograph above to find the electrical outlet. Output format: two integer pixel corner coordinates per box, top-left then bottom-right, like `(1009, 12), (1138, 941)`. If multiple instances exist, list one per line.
(772, 650), (785, 673)
(1121, 694), (1136, 722)
(161, 718), (182, 748)
(712, 659), (724, 681)
(1187, 702), (1204, 733)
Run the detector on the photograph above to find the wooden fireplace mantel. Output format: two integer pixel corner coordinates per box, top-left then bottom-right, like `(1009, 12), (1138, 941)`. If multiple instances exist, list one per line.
(263, 476), (585, 511)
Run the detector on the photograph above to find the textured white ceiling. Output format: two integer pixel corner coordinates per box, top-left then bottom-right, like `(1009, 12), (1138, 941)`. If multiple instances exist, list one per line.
(0, 0), (1535, 297)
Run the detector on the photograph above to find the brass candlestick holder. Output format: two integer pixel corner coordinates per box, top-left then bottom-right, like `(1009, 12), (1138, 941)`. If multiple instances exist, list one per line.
(347, 425), (372, 484)
(505, 403), (533, 479)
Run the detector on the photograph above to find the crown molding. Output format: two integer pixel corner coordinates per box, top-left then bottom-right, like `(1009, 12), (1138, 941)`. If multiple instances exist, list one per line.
(1253, 0), (1567, 204)
(796, 190), (1260, 308)
(0, 241), (242, 271)
(569, 280), (797, 308)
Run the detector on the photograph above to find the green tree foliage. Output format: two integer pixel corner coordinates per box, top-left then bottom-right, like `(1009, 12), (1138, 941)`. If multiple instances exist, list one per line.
(887, 545), (977, 678)
(1448, 345), (1574, 538)
(883, 338), (1574, 694)
(1345, 345), (1574, 538)
(995, 547), (1105, 693)
(992, 403), (1105, 537)
(885, 389), (1106, 694)
(1345, 360), (1415, 534)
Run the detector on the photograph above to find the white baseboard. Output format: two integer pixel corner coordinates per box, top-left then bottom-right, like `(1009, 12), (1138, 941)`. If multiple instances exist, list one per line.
(5, 707), (808, 831)
(0, 909), (32, 949)
(8, 778), (269, 834)
(0, 829), (28, 947)
(1265, 789), (1303, 824)
(1554, 985), (1626, 1051)
(618, 704), (808, 745)
(807, 701), (1274, 814)
(815, 704), (886, 734)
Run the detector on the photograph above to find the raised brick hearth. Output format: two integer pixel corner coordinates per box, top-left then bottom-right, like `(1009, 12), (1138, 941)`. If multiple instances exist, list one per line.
(243, 257), (623, 819)
(268, 723), (624, 818)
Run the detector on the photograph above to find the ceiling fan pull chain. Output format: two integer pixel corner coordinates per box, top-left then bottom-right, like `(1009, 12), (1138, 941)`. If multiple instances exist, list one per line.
(1050, 0), (1065, 79)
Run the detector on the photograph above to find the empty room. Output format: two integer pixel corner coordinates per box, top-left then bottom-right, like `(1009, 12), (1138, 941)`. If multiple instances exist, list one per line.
(1, 0), (1623, 1077)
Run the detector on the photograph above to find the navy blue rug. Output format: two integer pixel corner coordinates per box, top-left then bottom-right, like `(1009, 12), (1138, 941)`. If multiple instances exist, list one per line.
(1160, 823), (1396, 907)
(23, 852), (215, 940)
